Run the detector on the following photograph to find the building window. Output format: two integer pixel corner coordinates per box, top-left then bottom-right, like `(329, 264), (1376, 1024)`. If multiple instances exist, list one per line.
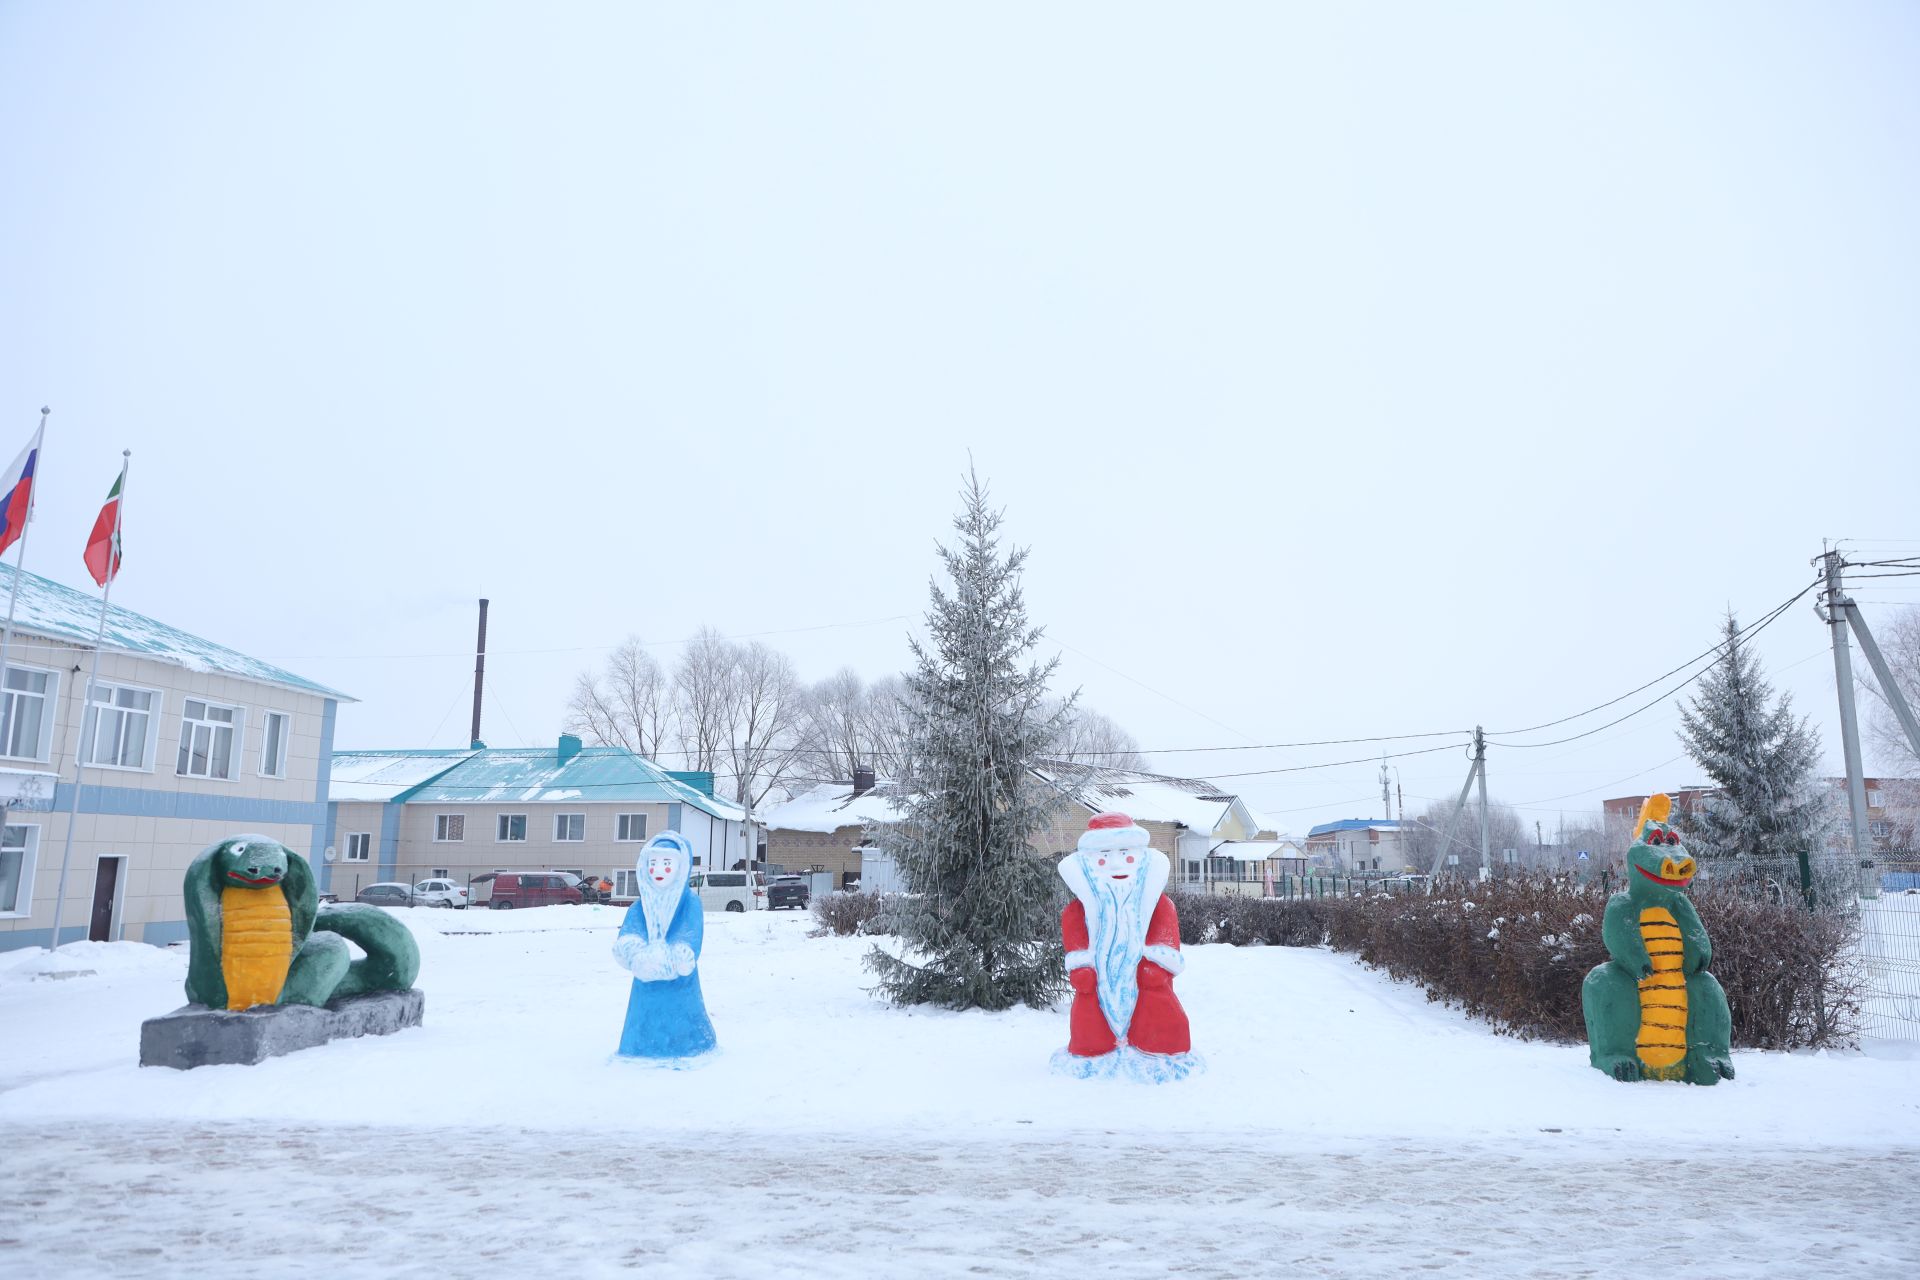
(344, 832), (372, 862)
(0, 823), (38, 916)
(431, 867), (450, 878)
(496, 814), (527, 842)
(0, 665), (55, 761)
(435, 814), (465, 842)
(614, 868), (640, 898)
(259, 711), (290, 778)
(616, 813), (648, 842)
(82, 682), (159, 770)
(555, 813), (585, 842)
(177, 699), (242, 780)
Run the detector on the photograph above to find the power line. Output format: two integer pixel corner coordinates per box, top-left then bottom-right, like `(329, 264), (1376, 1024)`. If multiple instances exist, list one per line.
(259, 614), (912, 662)
(1488, 583), (1810, 750)
(1012, 728), (1472, 757)
(1485, 575), (1821, 741)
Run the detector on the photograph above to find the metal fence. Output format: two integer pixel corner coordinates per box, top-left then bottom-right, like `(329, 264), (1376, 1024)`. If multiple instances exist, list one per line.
(1861, 857), (1920, 1041)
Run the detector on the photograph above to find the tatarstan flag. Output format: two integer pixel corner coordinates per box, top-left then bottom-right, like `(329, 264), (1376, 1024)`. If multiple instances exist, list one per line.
(83, 472), (123, 586)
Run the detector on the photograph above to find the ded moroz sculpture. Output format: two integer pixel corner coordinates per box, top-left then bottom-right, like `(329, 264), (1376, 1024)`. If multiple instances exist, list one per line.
(1052, 813), (1201, 1082)
(1581, 794), (1735, 1085)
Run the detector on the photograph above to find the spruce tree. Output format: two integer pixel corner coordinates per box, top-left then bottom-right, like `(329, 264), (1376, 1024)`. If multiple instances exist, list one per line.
(1677, 612), (1832, 862)
(865, 472), (1075, 1011)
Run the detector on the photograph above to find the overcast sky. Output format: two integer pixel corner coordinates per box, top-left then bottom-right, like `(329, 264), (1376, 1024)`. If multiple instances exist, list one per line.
(2, 3), (1916, 833)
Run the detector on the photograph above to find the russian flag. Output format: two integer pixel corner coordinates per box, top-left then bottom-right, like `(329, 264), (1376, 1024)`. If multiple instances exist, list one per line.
(0, 422), (43, 558)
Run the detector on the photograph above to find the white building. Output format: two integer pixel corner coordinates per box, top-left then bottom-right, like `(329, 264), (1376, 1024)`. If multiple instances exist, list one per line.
(0, 565), (347, 951)
(325, 736), (750, 901)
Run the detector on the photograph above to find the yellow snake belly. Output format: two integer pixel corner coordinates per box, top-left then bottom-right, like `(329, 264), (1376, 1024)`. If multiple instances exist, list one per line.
(220, 885), (292, 1010)
(1635, 906), (1688, 1080)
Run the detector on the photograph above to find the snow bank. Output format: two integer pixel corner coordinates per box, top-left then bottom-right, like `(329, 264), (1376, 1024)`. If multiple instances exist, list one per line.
(1, 912), (1916, 1158)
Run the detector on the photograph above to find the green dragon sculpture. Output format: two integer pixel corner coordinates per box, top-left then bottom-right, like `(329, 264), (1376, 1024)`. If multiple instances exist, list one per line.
(1580, 795), (1734, 1085)
(182, 835), (419, 1011)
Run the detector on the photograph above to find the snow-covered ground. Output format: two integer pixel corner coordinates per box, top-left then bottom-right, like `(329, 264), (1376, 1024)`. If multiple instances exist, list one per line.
(2, 907), (1917, 1277)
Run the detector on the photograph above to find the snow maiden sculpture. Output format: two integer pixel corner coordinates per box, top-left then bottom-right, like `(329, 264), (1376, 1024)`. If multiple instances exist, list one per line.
(1581, 794), (1735, 1085)
(613, 831), (717, 1062)
(1052, 813), (1201, 1082)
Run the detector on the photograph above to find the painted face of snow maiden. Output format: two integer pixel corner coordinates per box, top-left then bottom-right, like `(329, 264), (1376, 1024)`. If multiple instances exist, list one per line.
(1092, 848), (1141, 883)
(1626, 820), (1696, 896)
(213, 836), (289, 889)
(635, 833), (694, 943)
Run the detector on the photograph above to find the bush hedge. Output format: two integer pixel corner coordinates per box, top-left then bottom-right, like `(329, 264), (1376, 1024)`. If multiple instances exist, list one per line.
(1168, 876), (1860, 1050)
(809, 891), (898, 938)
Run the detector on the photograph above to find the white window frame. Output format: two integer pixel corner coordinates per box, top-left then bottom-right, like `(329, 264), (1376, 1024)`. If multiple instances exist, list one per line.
(615, 813), (648, 843)
(434, 814), (466, 843)
(614, 868), (641, 899)
(0, 661), (60, 764)
(0, 822), (40, 918)
(344, 832), (372, 863)
(177, 697), (245, 782)
(496, 813), (527, 843)
(554, 813), (585, 843)
(80, 679), (163, 773)
(258, 710), (291, 779)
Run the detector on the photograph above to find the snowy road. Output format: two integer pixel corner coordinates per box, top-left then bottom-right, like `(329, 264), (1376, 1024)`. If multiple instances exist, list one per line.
(2, 1122), (1914, 1279)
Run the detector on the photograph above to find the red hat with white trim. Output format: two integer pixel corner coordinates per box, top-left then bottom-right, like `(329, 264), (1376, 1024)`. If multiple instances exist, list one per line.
(1077, 812), (1150, 855)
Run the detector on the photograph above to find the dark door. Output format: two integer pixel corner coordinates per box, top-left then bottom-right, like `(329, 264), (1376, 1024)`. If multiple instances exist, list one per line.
(88, 857), (120, 942)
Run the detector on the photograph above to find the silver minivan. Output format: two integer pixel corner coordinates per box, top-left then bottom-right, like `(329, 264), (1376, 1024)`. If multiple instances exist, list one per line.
(688, 870), (765, 912)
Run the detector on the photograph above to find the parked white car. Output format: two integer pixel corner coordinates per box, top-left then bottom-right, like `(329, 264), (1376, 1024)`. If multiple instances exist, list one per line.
(411, 878), (470, 909)
(688, 871), (765, 913)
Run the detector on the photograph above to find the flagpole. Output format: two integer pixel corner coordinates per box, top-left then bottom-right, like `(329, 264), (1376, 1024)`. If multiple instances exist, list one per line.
(0, 407), (50, 847)
(47, 449), (126, 952)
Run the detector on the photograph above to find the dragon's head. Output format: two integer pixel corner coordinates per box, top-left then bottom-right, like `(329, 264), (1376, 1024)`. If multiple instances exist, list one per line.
(211, 836), (290, 889)
(1625, 794), (1695, 895)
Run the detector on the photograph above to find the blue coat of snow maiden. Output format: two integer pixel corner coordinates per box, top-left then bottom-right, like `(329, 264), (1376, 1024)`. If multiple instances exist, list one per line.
(612, 832), (717, 1061)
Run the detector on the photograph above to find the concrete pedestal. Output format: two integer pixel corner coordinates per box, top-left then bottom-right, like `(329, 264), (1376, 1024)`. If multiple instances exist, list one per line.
(139, 989), (425, 1069)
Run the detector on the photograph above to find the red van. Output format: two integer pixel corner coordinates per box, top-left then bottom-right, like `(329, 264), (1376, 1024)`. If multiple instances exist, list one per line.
(484, 871), (584, 910)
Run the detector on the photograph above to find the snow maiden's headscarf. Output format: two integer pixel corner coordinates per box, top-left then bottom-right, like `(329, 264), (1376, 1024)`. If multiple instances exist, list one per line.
(1058, 815), (1168, 1044)
(635, 832), (694, 943)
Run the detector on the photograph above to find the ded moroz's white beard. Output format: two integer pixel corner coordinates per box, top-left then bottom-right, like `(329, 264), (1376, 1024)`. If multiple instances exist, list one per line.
(1080, 853), (1150, 1043)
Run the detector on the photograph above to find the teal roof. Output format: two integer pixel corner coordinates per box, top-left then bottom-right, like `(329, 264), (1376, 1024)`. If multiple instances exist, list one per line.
(360, 744), (746, 820)
(0, 564), (351, 700)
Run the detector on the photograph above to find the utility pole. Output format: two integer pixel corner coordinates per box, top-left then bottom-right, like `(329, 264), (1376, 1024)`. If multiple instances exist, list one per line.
(470, 598), (489, 748)
(1379, 758), (1391, 818)
(1474, 725), (1491, 879)
(1425, 728), (1490, 882)
(1818, 548), (1874, 898)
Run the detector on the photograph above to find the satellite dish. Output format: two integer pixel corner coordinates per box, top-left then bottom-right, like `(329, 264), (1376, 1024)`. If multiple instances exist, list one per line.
(324, 846), (337, 863)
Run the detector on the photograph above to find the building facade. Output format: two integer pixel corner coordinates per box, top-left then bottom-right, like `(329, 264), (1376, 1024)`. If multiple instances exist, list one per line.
(0, 566), (345, 952)
(325, 737), (749, 902)
(1304, 819), (1407, 873)
(759, 773), (903, 887)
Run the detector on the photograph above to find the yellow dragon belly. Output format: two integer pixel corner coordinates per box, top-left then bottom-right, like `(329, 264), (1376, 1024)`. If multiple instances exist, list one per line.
(1635, 906), (1688, 1080)
(221, 885), (292, 1010)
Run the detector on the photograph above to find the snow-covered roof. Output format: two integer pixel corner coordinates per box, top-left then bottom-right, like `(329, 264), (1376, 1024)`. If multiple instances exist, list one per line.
(758, 781), (907, 833)
(329, 749), (478, 803)
(0, 564), (350, 700)
(1209, 839), (1307, 863)
(1033, 760), (1256, 836)
(388, 744), (746, 820)
(1306, 819), (1403, 838)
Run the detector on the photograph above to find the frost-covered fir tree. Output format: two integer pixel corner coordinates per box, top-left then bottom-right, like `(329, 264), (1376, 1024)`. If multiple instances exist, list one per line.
(1676, 612), (1832, 862)
(865, 472), (1075, 1011)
